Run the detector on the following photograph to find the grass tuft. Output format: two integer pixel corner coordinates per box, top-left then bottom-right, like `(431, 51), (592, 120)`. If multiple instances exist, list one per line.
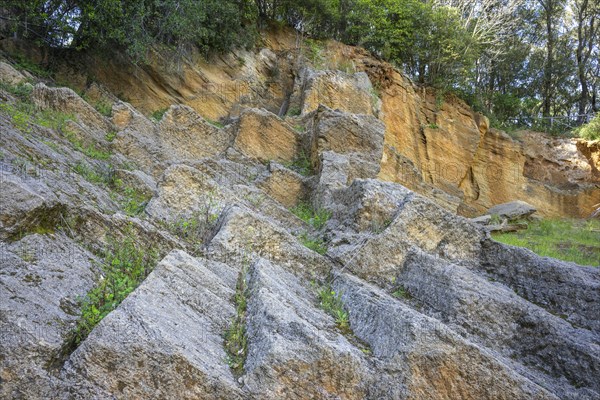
(299, 232), (328, 255)
(318, 284), (350, 333)
(291, 201), (331, 229)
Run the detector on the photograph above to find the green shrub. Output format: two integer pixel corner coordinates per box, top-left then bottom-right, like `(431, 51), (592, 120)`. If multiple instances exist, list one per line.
(151, 108), (168, 121)
(291, 202), (331, 229)
(224, 263), (249, 374)
(284, 152), (312, 176)
(575, 114), (600, 141)
(94, 100), (113, 117)
(286, 106), (301, 116)
(72, 233), (158, 345)
(299, 232), (328, 255)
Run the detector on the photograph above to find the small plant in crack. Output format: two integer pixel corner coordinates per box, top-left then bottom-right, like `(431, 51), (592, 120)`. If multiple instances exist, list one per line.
(284, 152), (312, 176)
(392, 286), (412, 300)
(224, 261), (249, 375)
(70, 230), (159, 347)
(299, 232), (328, 255)
(291, 201), (331, 229)
(318, 284), (350, 333)
(164, 191), (221, 246)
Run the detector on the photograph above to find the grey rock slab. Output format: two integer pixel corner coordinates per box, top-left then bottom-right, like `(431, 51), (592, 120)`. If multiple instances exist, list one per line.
(242, 258), (372, 399)
(0, 233), (98, 399)
(333, 272), (558, 400)
(64, 250), (243, 399)
(486, 200), (537, 220)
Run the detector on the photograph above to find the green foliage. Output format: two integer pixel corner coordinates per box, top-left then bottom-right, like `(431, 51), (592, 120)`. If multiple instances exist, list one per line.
(112, 179), (150, 217)
(317, 284), (350, 332)
(575, 114), (600, 141)
(286, 105), (301, 116)
(94, 100), (112, 117)
(224, 263), (249, 374)
(304, 38), (325, 68)
(164, 193), (221, 247)
(151, 108), (168, 122)
(392, 286), (411, 300)
(291, 202), (331, 229)
(72, 233), (158, 345)
(72, 162), (115, 186)
(105, 130), (117, 142)
(63, 129), (111, 160)
(205, 118), (224, 128)
(492, 219), (600, 267)
(299, 232), (328, 255)
(284, 152), (312, 176)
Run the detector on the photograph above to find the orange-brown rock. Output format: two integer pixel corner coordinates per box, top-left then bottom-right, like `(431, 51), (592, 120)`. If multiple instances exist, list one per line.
(234, 108), (302, 164)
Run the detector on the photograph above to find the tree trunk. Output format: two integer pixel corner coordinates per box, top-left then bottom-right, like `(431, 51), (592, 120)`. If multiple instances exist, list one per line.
(542, 0), (554, 119)
(576, 0), (589, 124)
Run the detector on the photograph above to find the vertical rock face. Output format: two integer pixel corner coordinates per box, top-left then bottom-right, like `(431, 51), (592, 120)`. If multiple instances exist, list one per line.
(309, 106), (385, 182)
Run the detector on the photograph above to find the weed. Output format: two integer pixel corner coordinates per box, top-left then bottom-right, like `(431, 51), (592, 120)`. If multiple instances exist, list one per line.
(72, 232), (158, 345)
(304, 38), (325, 68)
(492, 218), (600, 266)
(428, 123), (439, 129)
(291, 202), (331, 229)
(73, 162), (115, 186)
(392, 286), (412, 299)
(105, 130), (117, 142)
(112, 180), (150, 216)
(489, 214), (503, 225)
(299, 232), (328, 255)
(224, 262), (249, 374)
(151, 108), (168, 121)
(13, 55), (51, 78)
(284, 152), (312, 176)
(165, 192), (221, 247)
(63, 129), (111, 160)
(205, 118), (224, 128)
(94, 100), (112, 117)
(286, 106), (301, 116)
(0, 103), (31, 132)
(317, 284), (350, 332)
(0, 81), (33, 100)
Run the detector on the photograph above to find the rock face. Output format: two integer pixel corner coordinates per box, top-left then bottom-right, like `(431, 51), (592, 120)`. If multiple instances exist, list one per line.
(233, 108), (301, 163)
(309, 106), (385, 182)
(1, 40), (599, 400)
(26, 29), (598, 218)
(300, 70), (377, 116)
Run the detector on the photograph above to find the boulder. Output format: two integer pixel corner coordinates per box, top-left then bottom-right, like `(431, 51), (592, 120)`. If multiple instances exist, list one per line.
(333, 272), (558, 399)
(310, 106), (385, 182)
(242, 259), (372, 399)
(233, 108), (302, 163)
(0, 169), (65, 240)
(156, 105), (232, 161)
(486, 200), (537, 220)
(145, 164), (225, 222)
